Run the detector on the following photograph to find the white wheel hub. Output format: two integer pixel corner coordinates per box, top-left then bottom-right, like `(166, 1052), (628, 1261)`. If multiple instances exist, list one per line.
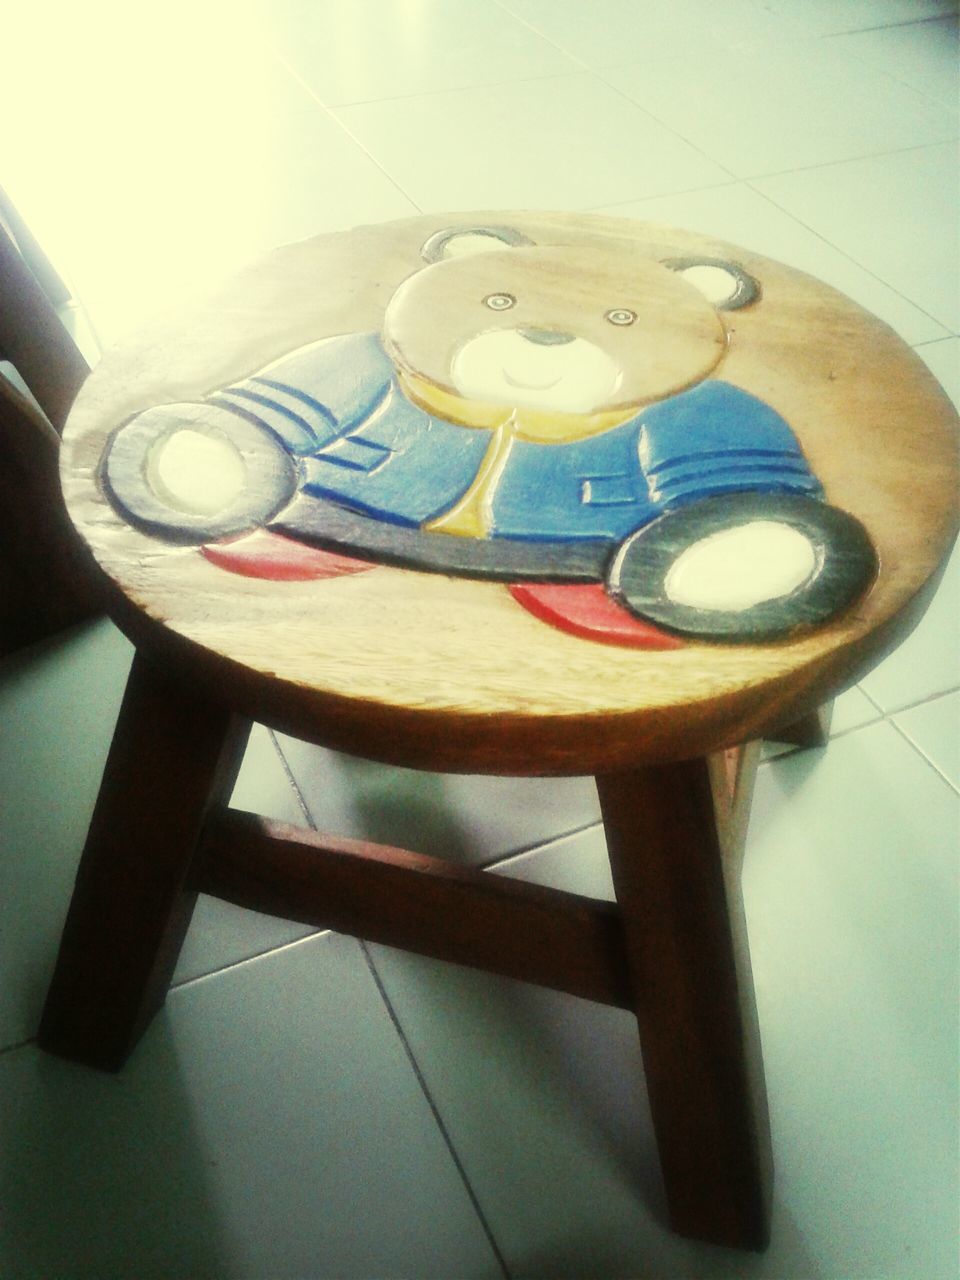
(147, 427), (246, 515)
(664, 519), (818, 611)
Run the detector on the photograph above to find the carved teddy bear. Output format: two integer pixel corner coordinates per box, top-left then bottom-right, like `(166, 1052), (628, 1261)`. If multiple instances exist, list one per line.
(102, 224), (875, 646)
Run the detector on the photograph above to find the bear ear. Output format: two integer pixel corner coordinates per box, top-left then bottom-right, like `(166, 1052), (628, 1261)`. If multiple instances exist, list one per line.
(662, 256), (761, 310)
(420, 225), (535, 264)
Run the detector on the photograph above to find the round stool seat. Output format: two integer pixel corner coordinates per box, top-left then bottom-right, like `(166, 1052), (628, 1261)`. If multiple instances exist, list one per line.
(60, 212), (958, 773)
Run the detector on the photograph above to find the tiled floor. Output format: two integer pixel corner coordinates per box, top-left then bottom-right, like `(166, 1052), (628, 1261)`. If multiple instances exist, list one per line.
(1, 1), (958, 1276)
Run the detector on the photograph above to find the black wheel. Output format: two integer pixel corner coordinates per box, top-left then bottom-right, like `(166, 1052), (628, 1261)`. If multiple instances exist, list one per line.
(608, 492), (877, 642)
(101, 403), (299, 544)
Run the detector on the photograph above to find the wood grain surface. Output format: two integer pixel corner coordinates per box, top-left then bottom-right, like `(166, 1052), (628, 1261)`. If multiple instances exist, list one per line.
(59, 212), (959, 773)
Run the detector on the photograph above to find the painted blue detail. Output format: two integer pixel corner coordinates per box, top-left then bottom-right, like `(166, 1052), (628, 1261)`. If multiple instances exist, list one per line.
(638, 381), (820, 512)
(206, 396), (304, 451)
(652, 467), (822, 509)
(314, 436), (394, 473)
(639, 381), (804, 469)
(251, 377), (340, 429)
(260, 333), (395, 436)
(301, 385), (492, 526)
(648, 456), (821, 508)
(299, 478), (422, 528)
(192, 335), (823, 545)
(491, 380), (819, 541)
(495, 427), (655, 541)
(216, 334), (396, 456)
(216, 386), (319, 450)
(580, 473), (639, 508)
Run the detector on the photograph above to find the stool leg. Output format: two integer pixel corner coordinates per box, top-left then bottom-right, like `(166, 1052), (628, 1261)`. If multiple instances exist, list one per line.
(596, 757), (772, 1251)
(773, 699), (834, 749)
(38, 649), (250, 1071)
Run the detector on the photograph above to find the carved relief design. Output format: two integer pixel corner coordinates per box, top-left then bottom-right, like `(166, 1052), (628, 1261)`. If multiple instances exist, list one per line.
(100, 226), (877, 646)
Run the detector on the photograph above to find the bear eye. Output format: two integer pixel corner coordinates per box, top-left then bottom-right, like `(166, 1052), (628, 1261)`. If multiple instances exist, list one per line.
(605, 308), (636, 326)
(484, 292), (516, 311)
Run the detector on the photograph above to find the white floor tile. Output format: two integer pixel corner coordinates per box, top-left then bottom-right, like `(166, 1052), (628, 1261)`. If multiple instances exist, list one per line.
(745, 723), (959, 1280)
(335, 74), (732, 212)
(761, 686), (884, 760)
(754, 145), (960, 332)
(859, 539), (960, 713)
(828, 685), (884, 735)
(263, 0), (580, 105)
(275, 736), (600, 867)
(603, 25), (956, 179)
(764, 0), (959, 36)
(594, 182), (950, 345)
(1, 934), (501, 1279)
(369, 830), (671, 1278)
(0, 621), (132, 1052)
(915, 336), (960, 406)
(498, 0), (790, 70)
(26, 105), (417, 346)
(831, 15), (960, 110)
(2, 13), (416, 345)
(370, 725), (960, 1277)
(893, 690), (960, 788)
(173, 726), (322, 986)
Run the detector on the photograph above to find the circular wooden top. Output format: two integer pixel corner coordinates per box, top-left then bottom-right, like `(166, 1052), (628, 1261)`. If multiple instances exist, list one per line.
(61, 212), (959, 773)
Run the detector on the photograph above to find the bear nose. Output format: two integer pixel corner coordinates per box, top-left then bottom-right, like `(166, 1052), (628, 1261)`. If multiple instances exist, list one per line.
(518, 327), (575, 346)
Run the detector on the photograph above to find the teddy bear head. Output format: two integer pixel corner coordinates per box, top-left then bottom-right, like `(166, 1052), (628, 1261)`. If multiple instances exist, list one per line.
(381, 225), (760, 441)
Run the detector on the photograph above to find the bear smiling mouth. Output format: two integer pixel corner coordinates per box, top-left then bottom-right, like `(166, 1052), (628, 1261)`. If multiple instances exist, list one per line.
(502, 368), (563, 391)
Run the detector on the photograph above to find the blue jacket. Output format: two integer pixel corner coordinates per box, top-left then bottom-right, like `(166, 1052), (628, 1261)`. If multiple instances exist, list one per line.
(211, 332), (820, 542)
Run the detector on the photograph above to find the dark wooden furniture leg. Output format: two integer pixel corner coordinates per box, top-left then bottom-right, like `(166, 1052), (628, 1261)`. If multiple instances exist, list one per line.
(773, 700), (834, 748)
(0, 198), (88, 431)
(0, 195), (101, 653)
(596, 754), (772, 1251)
(38, 650), (250, 1071)
(0, 378), (103, 654)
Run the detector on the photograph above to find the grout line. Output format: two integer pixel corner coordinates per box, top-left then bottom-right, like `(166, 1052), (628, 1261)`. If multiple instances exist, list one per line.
(169, 930), (330, 994)
(165, 727), (335, 991)
(585, 177), (743, 214)
(912, 335), (960, 349)
(597, 88), (741, 185)
(759, 706), (888, 767)
(358, 940), (513, 1280)
(264, 727), (604, 876)
(875, 685), (960, 716)
(0, 1036), (35, 1060)
(824, 14), (960, 37)
(490, 0), (596, 76)
(742, 170), (957, 333)
(859, 685), (887, 717)
(760, 695), (960, 793)
(266, 726), (316, 828)
(820, 20), (960, 112)
(742, 136), (959, 185)
(325, 67), (592, 111)
(828, 716), (884, 741)
(886, 714), (960, 796)
(476, 817), (605, 874)
(268, 51), (424, 214)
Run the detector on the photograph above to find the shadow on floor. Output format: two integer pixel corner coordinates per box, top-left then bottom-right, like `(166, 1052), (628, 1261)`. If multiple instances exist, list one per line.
(0, 1024), (229, 1279)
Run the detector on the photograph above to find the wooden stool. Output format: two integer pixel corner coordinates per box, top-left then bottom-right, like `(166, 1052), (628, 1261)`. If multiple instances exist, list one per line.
(38, 213), (959, 1252)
